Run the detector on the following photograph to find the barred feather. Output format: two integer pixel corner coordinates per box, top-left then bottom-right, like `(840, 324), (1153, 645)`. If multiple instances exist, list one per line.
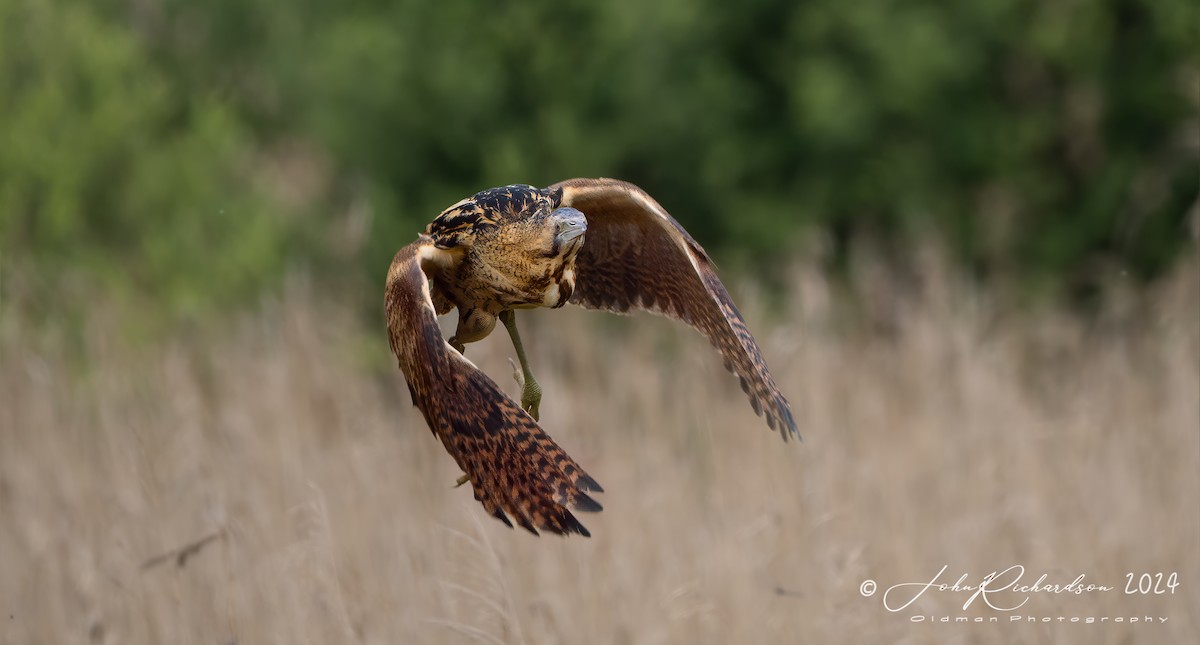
(552, 178), (799, 441)
(386, 241), (602, 536)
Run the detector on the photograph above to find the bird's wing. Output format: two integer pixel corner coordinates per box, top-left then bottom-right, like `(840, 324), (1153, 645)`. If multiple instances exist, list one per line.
(385, 238), (603, 536)
(551, 178), (799, 440)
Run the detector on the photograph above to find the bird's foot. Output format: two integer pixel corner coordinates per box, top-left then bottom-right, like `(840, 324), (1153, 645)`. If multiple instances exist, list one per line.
(454, 473), (470, 488)
(522, 382), (542, 422)
(525, 386), (544, 422)
(507, 358), (542, 421)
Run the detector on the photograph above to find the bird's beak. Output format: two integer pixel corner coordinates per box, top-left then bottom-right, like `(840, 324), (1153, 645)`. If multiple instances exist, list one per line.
(553, 208), (588, 244)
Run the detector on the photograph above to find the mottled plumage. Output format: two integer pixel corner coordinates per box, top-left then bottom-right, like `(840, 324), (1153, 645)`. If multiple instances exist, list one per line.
(385, 178), (798, 537)
(552, 178), (797, 437)
(385, 242), (601, 536)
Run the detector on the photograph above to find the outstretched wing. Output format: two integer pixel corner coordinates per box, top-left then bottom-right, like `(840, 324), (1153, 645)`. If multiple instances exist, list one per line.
(385, 238), (603, 536)
(550, 178), (799, 441)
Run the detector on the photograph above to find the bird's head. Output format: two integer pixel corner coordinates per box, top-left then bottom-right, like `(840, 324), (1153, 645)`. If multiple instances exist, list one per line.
(533, 207), (587, 259)
(552, 207), (588, 245)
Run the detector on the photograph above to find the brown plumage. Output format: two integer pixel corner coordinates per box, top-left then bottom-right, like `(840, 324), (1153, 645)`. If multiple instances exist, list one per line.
(385, 178), (797, 537)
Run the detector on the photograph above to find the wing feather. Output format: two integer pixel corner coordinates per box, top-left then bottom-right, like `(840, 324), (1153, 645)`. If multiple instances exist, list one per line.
(550, 178), (799, 441)
(385, 238), (603, 536)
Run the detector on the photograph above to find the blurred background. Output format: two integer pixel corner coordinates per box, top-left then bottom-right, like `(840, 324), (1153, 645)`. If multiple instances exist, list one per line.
(1, 0), (1197, 643)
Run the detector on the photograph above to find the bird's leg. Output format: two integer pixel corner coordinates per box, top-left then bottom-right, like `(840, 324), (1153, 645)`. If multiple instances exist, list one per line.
(499, 310), (542, 421)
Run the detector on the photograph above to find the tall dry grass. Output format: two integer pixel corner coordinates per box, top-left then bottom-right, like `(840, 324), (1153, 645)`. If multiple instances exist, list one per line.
(1, 259), (1197, 644)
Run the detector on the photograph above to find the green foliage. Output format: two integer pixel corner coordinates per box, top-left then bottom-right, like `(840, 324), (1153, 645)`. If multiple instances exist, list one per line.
(2, 0), (1196, 327)
(258, 0), (1195, 299)
(0, 0), (290, 326)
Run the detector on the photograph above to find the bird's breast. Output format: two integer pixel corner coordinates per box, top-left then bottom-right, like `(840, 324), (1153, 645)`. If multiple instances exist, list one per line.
(540, 283), (561, 308)
(546, 266), (576, 308)
(447, 249), (578, 312)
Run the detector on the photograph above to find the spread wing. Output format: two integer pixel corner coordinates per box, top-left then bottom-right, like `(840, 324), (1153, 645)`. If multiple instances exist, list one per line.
(550, 178), (799, 441)
(385, 238), (603, 536)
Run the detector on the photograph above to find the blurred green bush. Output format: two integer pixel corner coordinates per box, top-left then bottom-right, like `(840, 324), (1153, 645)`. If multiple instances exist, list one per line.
(2, 0), (1196, 326)
(0, 0), (290, 329)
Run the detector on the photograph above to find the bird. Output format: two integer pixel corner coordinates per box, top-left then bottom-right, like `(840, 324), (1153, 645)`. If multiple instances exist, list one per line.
(385, 178), (798, 537)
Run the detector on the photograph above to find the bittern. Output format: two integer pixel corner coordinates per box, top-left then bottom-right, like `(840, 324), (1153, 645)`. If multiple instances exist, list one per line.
(385, 178), (797, 537)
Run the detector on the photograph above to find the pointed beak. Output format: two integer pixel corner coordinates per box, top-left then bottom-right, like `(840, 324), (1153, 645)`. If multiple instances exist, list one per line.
(553, 207), (587, 244)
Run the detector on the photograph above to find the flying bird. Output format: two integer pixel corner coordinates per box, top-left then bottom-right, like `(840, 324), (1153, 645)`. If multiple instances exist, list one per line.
(385, 178), (797, 537)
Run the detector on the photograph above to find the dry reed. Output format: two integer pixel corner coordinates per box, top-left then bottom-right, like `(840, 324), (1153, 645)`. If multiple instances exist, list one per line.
(1, 259), (1196, 644)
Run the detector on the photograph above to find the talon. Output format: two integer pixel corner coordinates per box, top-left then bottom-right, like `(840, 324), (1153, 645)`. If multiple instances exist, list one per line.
(454, 474), (470, 488)
(521, 379), (542, 422)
